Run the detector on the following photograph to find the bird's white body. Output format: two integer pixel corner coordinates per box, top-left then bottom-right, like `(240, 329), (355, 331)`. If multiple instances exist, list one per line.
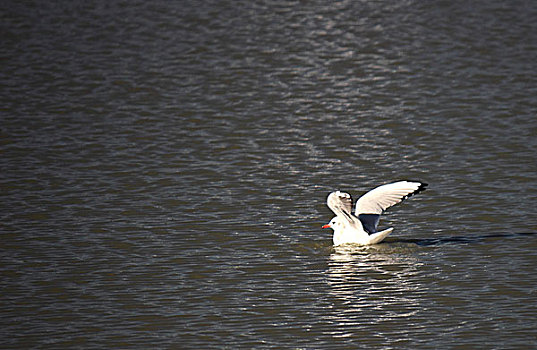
(323, 181), (427, 246)
(332, 224), (394, 246)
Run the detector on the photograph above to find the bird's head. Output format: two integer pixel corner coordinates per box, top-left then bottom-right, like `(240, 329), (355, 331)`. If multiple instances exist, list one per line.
(322, 217), (343, 231)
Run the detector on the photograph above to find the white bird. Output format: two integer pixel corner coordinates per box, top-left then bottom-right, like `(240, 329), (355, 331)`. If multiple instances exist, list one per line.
(322, 181), (427, 245)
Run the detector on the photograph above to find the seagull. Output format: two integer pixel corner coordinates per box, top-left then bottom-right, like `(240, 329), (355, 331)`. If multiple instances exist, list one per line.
(322, 181), (427, 245)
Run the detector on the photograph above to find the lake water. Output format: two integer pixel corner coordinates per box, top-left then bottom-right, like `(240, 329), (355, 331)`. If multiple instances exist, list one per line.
(2, 0), (537, 348)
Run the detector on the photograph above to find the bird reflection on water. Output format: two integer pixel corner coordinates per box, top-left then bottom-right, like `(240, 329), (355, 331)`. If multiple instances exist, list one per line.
(325, 244), (425, 336)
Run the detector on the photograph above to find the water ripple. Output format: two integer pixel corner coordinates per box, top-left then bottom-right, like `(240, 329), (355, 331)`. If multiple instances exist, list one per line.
(2, 0), (537, 348)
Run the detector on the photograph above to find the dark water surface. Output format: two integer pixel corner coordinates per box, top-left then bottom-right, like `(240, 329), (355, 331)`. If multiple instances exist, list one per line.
(2, 0), (537, 348)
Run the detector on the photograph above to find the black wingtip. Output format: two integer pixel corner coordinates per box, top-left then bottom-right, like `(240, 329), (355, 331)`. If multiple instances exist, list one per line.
(416, 182), (428, 193)
(401, 180), (428, 201)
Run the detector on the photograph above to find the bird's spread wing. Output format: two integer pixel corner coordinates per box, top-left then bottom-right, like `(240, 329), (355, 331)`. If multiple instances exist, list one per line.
(358, 214), (380, 234)
(327, 191), (355, 223)
(355, 181), (427, 215)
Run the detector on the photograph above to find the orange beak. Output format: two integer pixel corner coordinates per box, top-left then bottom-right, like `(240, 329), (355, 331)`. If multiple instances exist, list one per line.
(322, 224), (331, 229)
